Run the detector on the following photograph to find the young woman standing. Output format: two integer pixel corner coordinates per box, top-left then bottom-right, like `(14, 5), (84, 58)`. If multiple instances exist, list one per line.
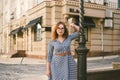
(46, 21), (80, 80)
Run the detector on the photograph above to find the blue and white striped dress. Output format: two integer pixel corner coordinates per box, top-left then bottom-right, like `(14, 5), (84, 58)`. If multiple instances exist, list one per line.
(47, 32), (79, 80)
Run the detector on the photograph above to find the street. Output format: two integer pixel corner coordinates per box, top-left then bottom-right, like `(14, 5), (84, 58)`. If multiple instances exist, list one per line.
(0, 55), (120, 80)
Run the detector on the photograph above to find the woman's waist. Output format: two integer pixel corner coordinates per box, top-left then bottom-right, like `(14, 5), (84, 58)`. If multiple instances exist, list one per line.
(54, 51), (71, 56)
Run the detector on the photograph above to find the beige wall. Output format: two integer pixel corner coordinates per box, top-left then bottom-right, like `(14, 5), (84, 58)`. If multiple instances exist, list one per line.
(1, 0), (120, 58)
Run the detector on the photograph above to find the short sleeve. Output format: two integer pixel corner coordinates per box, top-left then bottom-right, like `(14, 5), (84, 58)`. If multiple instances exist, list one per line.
(47, 40), (54, 62)
(69, 32), (80, 40)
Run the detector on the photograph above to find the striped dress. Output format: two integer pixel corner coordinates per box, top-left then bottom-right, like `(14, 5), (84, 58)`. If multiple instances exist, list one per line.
(47, 32), (79, 80)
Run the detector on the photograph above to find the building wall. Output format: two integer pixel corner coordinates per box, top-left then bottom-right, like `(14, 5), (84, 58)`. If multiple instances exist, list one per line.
(0, 0), (120, 58)
(0, 0), (3, 53)
(113, 13), (120, 51)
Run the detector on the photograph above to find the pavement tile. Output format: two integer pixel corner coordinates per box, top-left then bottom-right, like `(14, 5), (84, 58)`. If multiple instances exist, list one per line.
(18, 75), (48, 80)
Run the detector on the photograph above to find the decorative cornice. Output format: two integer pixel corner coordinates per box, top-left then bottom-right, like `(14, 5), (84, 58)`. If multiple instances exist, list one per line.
(62, 0), (79, 6)
(114, 9), (120, 14)
(28, 1), (119, 16)
(5, 0), (120, 28)
(50, 1), (62, 6)
(84, 3), (105, 10)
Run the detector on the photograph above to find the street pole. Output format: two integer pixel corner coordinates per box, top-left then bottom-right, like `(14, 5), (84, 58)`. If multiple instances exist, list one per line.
(75, 0), (89, 80)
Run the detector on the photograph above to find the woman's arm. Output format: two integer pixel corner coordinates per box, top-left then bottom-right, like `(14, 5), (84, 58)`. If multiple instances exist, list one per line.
(69, 23), (81, 40)
(46, 40), (54, 77)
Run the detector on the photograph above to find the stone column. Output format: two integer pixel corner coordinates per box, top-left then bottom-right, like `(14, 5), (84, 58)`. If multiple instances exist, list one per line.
(28, 28), (32, 51)
(26, 29), (28, 51)
(10, 35), (13, 51)
(15, 34), (18, 50)
(22, 32), (25, 50)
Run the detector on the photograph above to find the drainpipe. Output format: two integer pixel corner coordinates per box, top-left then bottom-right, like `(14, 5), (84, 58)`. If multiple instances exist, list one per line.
(100, 19), (104, 60)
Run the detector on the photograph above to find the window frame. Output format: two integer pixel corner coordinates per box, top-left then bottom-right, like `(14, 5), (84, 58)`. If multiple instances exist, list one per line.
(34, 23), (42, 41)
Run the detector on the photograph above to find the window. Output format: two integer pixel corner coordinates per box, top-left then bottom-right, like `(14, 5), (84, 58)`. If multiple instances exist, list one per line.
(37, 0), (43, 4)
(13, 35), (16, 44)
(118, 0), (120, 9)
(34, 23), (42, 41)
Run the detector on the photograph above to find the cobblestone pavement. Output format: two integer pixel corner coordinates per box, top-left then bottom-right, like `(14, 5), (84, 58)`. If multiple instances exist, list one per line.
(0, 57), (46, 80)
(87, 55), (120, 71)
(0, 55), (120, 80)
(0, 64), (43, 80)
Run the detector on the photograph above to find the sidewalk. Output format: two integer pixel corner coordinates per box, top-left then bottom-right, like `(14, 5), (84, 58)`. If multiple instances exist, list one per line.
(18, 75), (48, 80)
(1, 54), (119, 64)
(0, 54), (120, 80)
(0, 55), (119, 71)
(0, 54), (46, 64)
(0, 57), (46, 64)
(87, 55), (120, 71)
(0, 55), (48, 80)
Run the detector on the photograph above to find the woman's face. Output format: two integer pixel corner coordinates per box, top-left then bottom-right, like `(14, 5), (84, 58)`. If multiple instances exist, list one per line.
(56, 24), (65, 36)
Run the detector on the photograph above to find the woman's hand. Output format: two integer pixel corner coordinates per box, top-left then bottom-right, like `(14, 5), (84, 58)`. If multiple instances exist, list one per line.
(70, 23), (75, 28)
(70, 23), (80, 32)
(46, 69), (51, 77)
(46, 62), (51, 77)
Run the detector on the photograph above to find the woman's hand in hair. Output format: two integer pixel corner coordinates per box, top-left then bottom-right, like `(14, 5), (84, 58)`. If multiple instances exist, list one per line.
(70, 23), (80, 32)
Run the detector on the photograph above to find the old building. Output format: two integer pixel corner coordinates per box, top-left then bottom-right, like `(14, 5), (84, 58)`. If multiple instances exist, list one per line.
(0, 0), (120, 59)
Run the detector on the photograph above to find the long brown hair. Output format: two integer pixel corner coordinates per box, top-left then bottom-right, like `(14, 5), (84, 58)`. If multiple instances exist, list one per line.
(52, 21), (68, 41)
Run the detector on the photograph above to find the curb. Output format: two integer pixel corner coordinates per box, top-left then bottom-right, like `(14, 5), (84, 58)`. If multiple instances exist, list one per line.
(87, 55), (119, 61)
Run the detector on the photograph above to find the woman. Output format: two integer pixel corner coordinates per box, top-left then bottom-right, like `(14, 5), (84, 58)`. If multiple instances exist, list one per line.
(46, 21), (80, 80)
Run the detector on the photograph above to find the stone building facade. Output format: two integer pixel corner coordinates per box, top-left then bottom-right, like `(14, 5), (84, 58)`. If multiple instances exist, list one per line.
(0, 0), (120, 59)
